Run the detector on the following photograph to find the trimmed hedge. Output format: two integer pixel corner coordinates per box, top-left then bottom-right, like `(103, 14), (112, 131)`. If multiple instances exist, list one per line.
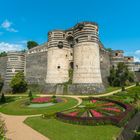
(56, 98), (135, 127)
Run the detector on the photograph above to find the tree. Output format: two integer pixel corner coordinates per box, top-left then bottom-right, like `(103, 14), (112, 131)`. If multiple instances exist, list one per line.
(0, 51), (7, 57)
(28, 90), (33, 101)
(108, 62), (135, 89)
(0, 75), (4, 93)
(0, 93), (6, 103)
(10, 71), (27, 93)
(27, 41), (38, 50)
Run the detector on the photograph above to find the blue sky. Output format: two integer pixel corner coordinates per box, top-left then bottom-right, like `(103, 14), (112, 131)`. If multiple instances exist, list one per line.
(0, 0), (140, 61)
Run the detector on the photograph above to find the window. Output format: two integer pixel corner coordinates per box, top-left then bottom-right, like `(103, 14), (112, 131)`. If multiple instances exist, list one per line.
(70, 53), (73, 56)
(70, 62), (74, 69)
(57, 66), (60, 69)
(58, 41), (63, 49)
(75, 39), (78, 43)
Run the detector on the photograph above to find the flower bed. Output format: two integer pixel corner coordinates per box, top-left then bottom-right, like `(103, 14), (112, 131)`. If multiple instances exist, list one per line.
(56, 98), (135, 126)
(32, 97), (51, 103)
(31, 97), (63, 104)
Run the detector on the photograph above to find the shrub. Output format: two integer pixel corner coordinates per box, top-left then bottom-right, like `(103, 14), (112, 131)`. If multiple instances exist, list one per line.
(0, 93), (6, 103)
(28, 90), (33, 101)
(0, 116), (6, 139)
(10, 71), (27, 93)
(0, 75), (4, 93)
(136, 82), (139, 86)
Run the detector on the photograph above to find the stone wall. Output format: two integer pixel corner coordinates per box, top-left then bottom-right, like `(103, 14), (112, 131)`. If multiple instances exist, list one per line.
(135, 71), (140, 82)
(100, 49), (111, 86)
(25, 51), (47, 84)
(117, 112), (140, 140)
(0, 56), (7, 79)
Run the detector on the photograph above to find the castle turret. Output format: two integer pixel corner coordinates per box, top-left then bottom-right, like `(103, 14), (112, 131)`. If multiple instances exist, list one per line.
(5, 51), (25, 84)
(70, 22), (104, 93)
(46, 30), (70, 83)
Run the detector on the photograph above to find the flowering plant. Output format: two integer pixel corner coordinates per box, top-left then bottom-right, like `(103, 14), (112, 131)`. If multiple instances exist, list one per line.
(31, 97), (51, 103)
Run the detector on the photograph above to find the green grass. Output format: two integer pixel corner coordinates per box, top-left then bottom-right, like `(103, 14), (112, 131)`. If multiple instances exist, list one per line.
(0, 97), (78, 115)
(25, 116), (121, 140)
(106, 86), (140, 103)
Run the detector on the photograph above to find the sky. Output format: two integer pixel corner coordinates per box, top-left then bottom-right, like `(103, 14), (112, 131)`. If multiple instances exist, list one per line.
(0, 0), (140, 61)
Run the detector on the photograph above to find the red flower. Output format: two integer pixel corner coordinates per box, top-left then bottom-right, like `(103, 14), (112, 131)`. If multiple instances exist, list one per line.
(32, 97), (51, 103)
(68, 112), (78, 117)
(90, 110), (103, 117)
(103, 107), (121, 112)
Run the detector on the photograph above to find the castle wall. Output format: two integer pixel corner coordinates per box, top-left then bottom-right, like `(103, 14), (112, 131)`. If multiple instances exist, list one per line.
(26, 51), (47, 84)
(100, 49), (111, 86)
(0, 56), (7, 79)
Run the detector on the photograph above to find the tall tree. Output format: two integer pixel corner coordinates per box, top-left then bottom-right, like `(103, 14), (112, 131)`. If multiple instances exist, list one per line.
(27, 41), (38, 50)
(10, 71), (27, 93)
(108, 62), (135, 89)
(0, 75), (4, 93)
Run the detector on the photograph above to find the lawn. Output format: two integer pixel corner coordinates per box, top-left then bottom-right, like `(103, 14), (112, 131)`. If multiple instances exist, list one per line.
(0, 97), (78, 115)
(25, 116), (121, 140)
(105, 86), (140, 103)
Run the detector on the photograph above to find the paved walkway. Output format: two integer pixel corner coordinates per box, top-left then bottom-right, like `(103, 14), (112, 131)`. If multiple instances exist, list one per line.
(2, 84), (136, 140)
(1, 113), (49, 140)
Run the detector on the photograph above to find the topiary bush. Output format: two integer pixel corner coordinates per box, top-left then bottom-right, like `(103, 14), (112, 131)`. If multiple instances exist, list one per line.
(0, 93), (6, 103)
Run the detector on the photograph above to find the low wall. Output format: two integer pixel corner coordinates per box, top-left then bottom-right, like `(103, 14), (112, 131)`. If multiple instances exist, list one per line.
(117, 112), (140, 140)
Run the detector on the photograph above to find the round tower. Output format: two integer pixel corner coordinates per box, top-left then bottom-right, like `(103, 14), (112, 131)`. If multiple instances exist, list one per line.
(46, 30), (70, 83)
(72, 22), (104, 93)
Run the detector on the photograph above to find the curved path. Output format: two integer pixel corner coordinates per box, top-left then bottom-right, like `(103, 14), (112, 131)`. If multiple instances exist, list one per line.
(1, 113), (49, 140)
(2, 84), (135, 140)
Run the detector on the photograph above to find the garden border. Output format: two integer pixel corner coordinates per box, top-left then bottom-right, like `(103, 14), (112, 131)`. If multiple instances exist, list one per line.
(56, 97), (135, 126)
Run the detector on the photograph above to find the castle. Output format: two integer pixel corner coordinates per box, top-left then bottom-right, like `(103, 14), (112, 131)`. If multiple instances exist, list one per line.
(0, 22), (140, 94)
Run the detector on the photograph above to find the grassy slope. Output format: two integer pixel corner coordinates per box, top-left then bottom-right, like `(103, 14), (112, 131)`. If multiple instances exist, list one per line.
(25, 117), (121, 140)
(0, 97), (78, 115)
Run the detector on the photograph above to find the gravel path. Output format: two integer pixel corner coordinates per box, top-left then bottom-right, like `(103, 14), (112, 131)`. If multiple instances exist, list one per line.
(1, 113), (49, 140)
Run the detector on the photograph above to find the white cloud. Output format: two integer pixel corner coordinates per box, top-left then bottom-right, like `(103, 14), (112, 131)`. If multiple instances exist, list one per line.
(0, 19), (18, 32)
(135, 50), (140, 55)
(134, 56), (140, 62)
(0, 42), (24, 52)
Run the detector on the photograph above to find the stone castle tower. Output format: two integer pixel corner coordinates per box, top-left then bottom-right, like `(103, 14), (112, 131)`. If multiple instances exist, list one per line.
(45, 22), (104, 94)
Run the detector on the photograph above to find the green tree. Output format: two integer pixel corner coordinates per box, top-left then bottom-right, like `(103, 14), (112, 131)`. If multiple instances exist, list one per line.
(0, 51), (7, 57)
(10, 71), (27, 93)
(0, 93), (6, 103)
(108, 62), (135, 89)
(28, 90), (33, 101)
(0, 75), (4, 93)
(27, 41), (38, 50)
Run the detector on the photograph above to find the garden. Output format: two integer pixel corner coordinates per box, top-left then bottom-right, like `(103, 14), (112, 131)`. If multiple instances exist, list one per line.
(56, 97), (134, 126)
(0, 95), (78, 115)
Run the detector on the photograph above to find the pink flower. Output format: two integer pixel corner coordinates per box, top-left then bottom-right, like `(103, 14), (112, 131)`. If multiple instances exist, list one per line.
(32, 97), (51, 103)
(103, 107), (121, 112)
(68, 112), (78, 117)
(91, 100), (97, 103)
(90, 110), (103, 117)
